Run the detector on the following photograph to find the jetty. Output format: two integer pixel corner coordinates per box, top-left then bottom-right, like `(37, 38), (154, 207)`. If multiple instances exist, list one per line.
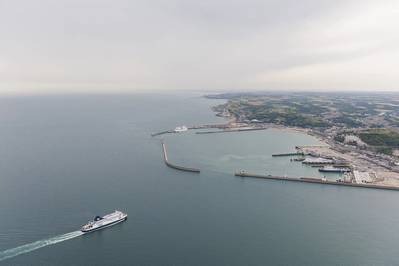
(151, 123), (230, 137)
(151, 123), (268, 137)
(161, 142), (200, 173)
(234, 171), (399, 191)
(196, 127), (268, 135)
(272, 152), (304, 157)
(151, 130), (174, 137)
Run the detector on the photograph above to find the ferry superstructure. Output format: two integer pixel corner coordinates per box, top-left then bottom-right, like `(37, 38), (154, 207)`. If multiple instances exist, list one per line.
(81, 210), (127, 233)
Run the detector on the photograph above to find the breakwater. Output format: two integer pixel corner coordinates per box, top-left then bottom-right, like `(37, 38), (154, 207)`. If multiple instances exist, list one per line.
(196, 127), (268, 134)
(272, 152), (304, 157)
(151, 130), (174, 137)
(235, 171), (399, 191)
(151, 123), (230, 137)
(161, 142), (200, 173)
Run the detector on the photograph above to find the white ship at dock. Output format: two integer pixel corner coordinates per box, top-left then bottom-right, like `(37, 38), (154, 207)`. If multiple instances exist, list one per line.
(319, 166), (351, 173)
(174, 126), (188, 133)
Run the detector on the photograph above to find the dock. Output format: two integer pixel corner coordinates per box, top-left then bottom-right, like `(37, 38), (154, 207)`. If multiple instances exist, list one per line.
(272, 152), (304, 157)
(151, 130), (174, 137)
(151, 123), (230, 137)
(152, 124), (268, 136)
(196, 127), (268, 134)
(234, 171), (399, 191)
(161, 142), (200, 173)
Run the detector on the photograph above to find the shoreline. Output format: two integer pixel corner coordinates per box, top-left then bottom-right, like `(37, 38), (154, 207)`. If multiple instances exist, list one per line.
(209, 101), (399, 188)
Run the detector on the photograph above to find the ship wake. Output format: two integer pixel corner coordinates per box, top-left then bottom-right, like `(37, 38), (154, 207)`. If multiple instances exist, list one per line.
(0, 231), (83, 262)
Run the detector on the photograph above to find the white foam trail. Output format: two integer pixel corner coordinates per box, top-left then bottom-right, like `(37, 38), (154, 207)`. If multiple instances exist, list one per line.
(0, 231), (83, 262)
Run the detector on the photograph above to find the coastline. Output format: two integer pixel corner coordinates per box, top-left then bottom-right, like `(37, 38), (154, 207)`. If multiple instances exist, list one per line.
(208, 98), (399, 188)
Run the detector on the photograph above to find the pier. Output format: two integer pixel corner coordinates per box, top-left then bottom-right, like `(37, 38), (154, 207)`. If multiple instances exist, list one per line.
(272, 152), (304, 157)
(196, 127), (268, 135)
(151, 130), (174, 137)
(151, 123), (230, 137)
(235, 171), (399, 191)
(161, 142), (200, 173)
(151, 123), (267, 137)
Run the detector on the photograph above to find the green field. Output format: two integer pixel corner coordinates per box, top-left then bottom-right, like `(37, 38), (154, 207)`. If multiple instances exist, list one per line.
(358, 129), (399, 155)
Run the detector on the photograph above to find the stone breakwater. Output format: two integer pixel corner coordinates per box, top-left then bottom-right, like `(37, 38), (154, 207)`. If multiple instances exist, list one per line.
(161, 142), (200, 173)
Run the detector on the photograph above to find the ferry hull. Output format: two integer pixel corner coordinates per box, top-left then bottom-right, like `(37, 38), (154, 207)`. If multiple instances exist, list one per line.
(319, 169), (350, 173)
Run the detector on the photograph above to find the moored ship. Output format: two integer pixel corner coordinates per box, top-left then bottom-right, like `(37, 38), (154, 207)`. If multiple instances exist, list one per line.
(319, 166), (351, 173)
(174, 126), (188, 133)
(81, 210), (127, 233)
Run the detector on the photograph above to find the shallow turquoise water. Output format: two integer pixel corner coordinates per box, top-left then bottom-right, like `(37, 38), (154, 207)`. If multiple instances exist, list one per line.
(0, 93), (398, 265)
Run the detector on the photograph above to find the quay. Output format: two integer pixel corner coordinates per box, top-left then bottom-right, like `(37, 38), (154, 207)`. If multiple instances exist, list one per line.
(151, 123), (229, 137)
(189, 123), (230, 130)
(234, 171), (399, 191)
(151, 130), (174, 137)
(196, 127), (268, 135)
(295, 145), (329, 149)
(272, 152), (304, 157)
(161, 142), (200, 173)
(310, 164), (351, 168)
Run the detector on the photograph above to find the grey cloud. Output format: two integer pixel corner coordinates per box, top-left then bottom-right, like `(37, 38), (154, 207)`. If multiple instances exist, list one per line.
(0, 0), (398, 94)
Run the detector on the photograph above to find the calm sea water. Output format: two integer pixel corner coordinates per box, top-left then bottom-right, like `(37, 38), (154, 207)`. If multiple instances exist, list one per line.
(0, 93), (399, 265)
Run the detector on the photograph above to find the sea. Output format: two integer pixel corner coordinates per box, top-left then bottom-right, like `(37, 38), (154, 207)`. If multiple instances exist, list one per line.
(0, 93), (398, 265)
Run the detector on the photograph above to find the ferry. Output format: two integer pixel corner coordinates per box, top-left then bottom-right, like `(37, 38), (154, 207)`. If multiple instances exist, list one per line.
(319, 166), (351, 173)
(81, 210), (127, 233)
(174, 126), (188, 133)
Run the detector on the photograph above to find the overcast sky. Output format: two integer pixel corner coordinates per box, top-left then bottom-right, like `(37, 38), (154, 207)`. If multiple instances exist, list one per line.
(0, 0), (398, 94)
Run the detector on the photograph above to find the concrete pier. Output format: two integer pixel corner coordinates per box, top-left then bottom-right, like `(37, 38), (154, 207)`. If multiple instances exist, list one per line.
(161, 142), (200, 173)
(151, 130), (174, 137)
(272, 152), (304, 157)
(196, 127), (268, 134)
(151, 123), (230, 137)
(235, 171), (399, 191)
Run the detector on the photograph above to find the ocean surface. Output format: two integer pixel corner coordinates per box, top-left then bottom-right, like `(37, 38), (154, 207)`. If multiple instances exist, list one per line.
(0, 93), (399, 265)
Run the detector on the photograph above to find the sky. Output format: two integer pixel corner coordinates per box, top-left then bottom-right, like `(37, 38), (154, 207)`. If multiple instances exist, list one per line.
(0, 0), (398, 95)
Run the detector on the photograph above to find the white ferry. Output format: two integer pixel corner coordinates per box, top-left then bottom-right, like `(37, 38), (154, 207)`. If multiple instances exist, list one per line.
(81, 210), (127, 233)
(319, 166), (351, 173)
(174, 126), (188, 133)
